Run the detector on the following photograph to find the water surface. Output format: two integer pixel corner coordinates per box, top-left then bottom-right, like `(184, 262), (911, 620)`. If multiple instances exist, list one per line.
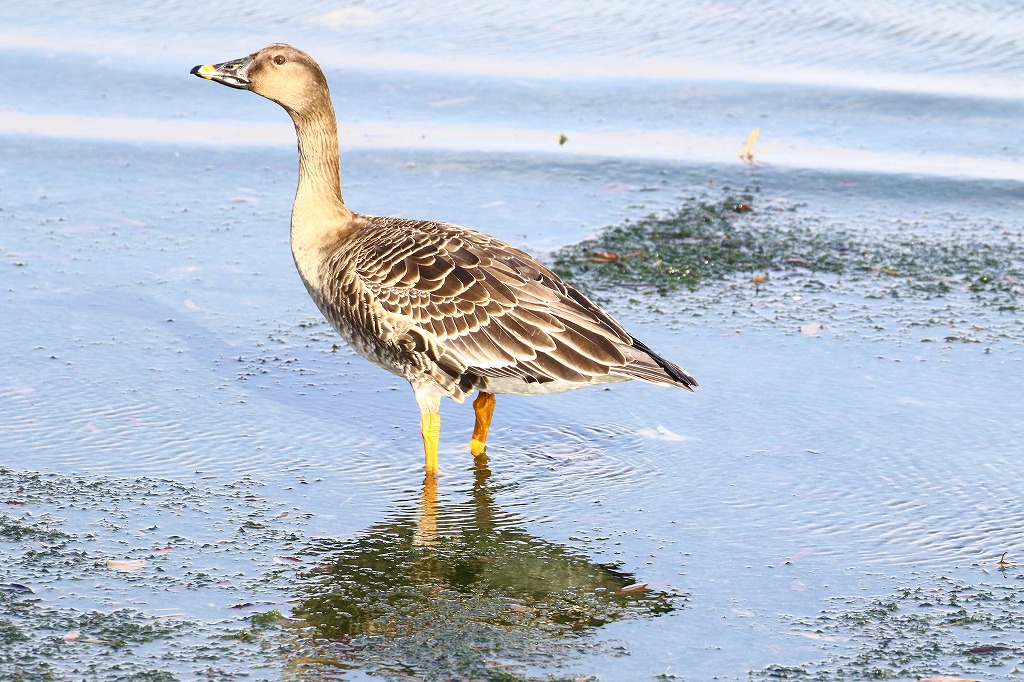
(2, 2), (1023, 680)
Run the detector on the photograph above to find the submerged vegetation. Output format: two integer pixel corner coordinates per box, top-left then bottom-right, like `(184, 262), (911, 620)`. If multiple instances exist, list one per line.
(0, 466), (682, 682)
(752, 574), (1024, 680)
(0, 468), (299, 681)
(553, 192), (1024, 307)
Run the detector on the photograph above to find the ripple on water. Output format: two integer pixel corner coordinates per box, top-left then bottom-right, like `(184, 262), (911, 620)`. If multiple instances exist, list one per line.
(475, 417), (682, 527)
(3, 0), (1022, 94)
(732, 445), (1024, 568)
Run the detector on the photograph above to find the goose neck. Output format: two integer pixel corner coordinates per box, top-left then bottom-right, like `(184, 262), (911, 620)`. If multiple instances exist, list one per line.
(291, 99), (348, 221)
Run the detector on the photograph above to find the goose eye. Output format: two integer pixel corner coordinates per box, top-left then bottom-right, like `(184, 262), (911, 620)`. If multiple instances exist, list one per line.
(273, 54), (286, 66)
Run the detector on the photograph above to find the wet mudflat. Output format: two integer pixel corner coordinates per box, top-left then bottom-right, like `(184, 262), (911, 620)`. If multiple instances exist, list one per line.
(3, 2), (1024, 680)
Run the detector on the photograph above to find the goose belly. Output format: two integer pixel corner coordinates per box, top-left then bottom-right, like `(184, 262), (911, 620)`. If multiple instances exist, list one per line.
(482, 373), (628, 396)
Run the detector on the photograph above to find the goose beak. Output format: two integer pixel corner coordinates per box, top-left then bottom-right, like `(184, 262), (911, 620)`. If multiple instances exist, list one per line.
(190, 55), (253, 90)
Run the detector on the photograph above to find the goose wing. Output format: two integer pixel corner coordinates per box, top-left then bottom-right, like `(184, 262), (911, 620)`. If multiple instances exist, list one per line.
(354, 217), (644, 386)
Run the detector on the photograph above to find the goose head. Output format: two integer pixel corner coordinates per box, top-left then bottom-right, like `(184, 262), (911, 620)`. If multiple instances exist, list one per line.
(191, 44), (330, 116)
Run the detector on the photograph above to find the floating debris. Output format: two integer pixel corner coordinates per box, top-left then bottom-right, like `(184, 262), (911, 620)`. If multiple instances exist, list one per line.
(739, 127), (760, 165)
(799, 323), (828, 335)
(105, 559), (146, 572)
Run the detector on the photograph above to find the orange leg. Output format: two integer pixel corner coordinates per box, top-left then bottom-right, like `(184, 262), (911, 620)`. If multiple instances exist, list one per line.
(414, 387), (442, 477)
(469, 391), (496, 457)
(420, 411), (441, 476)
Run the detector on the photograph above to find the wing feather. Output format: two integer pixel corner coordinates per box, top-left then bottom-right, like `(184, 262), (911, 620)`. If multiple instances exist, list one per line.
(346, 216), (692, 394)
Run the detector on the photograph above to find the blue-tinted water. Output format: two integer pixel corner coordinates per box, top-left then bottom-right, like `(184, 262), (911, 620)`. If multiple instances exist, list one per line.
(2, 2), (1023, 680)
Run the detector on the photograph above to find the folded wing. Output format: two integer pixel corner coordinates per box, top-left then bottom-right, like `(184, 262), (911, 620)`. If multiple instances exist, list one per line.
(352, 217), (697, 396)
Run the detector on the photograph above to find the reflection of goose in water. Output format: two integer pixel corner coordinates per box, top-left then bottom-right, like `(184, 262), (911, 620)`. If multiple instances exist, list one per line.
(284, 458), (684, 679)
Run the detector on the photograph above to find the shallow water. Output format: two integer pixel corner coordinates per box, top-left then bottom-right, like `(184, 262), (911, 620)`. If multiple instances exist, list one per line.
(2, 2), (1024, 680)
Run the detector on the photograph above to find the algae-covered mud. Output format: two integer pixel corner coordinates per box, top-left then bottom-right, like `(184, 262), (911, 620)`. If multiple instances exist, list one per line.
(0, 464), (680, 681)
(554, 192), (1024, 347)
(0, 468), (303, 679)
(751, 573), (1024, 680)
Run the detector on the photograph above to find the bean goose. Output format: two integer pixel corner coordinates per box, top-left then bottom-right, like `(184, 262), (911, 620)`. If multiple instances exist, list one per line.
(191, 44), (697, 477)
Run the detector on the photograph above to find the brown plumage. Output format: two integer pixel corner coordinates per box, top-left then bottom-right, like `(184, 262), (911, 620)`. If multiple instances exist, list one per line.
(191, 44), (697, 476)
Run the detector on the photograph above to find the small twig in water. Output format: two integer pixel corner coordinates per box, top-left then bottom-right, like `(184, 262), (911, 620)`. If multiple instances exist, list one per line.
(740, 127), (760, 165)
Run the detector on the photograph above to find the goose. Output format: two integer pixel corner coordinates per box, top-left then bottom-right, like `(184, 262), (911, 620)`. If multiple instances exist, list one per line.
(191, 44), (697, 477)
